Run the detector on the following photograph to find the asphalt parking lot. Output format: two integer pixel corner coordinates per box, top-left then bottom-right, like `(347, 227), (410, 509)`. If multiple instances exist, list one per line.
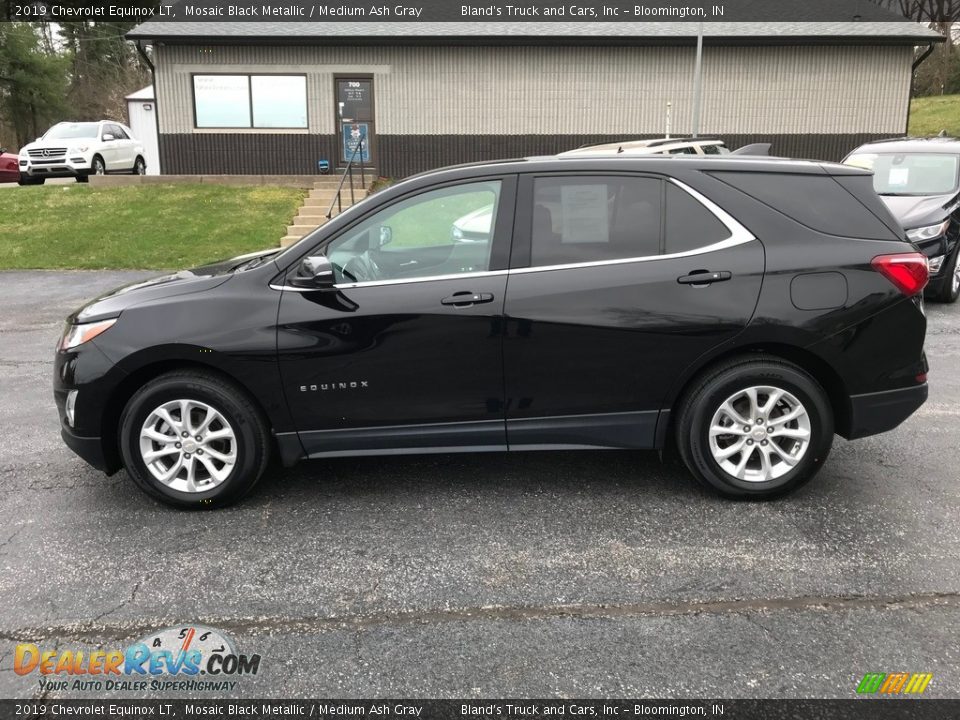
(1, 270), (958, 699)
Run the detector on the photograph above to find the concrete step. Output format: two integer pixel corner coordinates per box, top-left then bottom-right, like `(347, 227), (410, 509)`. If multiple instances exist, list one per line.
(295, 212), (330, 222)
(313, 180), (374, 190)
(280, 235), (301, 248)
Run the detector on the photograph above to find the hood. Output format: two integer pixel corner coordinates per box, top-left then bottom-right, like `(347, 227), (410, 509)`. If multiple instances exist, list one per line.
(70, 248), (280, 323)
(879, 192), (960, 230)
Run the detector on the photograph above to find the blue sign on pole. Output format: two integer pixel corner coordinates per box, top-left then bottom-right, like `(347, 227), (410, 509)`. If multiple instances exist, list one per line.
(341, 122), (370, 163)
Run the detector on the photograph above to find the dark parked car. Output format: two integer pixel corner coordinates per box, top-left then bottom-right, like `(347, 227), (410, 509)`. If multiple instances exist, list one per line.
(845, 137), (960, 303)
(54, 155), (929, 508)
(0, 146), (19, 183)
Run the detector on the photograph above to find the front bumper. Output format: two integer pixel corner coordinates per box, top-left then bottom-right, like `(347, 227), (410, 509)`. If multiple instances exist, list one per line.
(846, 383), (928, 440)
(54, 339), (125, 475)
(60, 423), (115, 473)
(20, 155), (91, 178)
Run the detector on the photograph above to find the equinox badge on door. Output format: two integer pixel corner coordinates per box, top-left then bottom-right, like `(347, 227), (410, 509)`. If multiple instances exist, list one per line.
(300, 381), (370, 392)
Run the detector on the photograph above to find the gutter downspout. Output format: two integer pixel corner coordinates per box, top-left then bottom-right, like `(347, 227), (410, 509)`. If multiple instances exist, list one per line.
(905, 43), (937, 136)
(135, 40), (162, 174)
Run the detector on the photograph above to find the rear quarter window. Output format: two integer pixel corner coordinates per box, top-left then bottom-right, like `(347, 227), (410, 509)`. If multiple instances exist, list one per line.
(665, 183), (731, 253)
(709, 171), (898, 240)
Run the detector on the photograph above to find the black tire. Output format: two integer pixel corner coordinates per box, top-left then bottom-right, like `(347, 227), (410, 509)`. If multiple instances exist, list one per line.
(76, 174), (89, 183)
(91, 155), (106, 176)
(675, 355), (834, 499)
(132, 156), (146, 175)
(119, 371), (271, 509)
(935, 244), (960, 303)
(17, 175), (43, 186)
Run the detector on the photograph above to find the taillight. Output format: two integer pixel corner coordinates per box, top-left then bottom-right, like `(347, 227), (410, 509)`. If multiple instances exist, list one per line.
(871, 252), (929, 296)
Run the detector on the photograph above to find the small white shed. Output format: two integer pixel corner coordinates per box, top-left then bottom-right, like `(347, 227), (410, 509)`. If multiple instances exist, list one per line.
(125, 85), (160, 175)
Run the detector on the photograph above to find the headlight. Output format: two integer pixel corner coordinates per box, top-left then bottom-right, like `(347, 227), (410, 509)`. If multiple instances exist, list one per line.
(58, 319), (117, 351)
(70, 145), (89, 154)
(906, 220), (950, 242)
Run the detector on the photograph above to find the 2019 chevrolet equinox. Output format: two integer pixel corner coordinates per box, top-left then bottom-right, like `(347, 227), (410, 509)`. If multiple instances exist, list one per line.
(54, 156), (929, 508)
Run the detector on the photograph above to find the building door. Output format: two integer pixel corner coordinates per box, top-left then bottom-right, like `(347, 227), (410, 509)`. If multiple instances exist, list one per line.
(336, 78), (374, 166)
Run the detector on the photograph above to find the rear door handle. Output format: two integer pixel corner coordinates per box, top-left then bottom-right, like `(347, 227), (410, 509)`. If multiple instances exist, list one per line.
(441, 291), (494, 306)
(677, 270), (732, 285)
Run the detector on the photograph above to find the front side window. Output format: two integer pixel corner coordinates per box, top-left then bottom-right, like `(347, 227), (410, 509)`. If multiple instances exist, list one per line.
(530, 176), (662, 267)
(194, 75), (308, 129)
(325, 181), (501, 284)
(845, 152), (960, 196)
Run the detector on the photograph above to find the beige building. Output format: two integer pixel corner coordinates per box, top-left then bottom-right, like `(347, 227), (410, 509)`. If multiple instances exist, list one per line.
(127, 21), (941, 177)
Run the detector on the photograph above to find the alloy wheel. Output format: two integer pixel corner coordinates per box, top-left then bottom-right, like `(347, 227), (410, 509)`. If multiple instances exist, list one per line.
(708, 385), (811, 482)
(139, 399), (237, 493)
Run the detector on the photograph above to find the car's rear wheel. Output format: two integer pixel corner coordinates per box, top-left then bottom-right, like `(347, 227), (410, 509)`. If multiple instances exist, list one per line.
(936, 244), (960, 303)
(91, 156), (106, 176)
(119, 371), (270, 509)
(132, 156), (146, 175)
(676, 356), (834, 499)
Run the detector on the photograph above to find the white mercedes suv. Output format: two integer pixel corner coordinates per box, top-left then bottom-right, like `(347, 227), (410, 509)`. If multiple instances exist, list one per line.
(18, 121), (145, 185)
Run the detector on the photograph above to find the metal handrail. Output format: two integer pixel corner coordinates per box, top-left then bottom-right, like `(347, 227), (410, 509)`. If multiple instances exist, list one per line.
(325, 135), (367, 220)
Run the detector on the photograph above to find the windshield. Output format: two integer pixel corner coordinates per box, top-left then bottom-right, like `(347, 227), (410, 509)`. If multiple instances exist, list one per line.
(845, 152), (960, 196)
(43, 123), (100, 140)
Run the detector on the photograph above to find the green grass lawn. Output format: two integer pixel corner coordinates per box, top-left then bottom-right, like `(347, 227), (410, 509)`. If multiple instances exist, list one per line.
(909, 95), (960, 137)
(0, 184), (306, 270)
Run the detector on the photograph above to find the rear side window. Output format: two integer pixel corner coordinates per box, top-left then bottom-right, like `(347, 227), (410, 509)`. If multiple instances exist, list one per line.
(710, 171), (896, 239)
(665, 183), (731, 254)
(530, 176), (661, 266)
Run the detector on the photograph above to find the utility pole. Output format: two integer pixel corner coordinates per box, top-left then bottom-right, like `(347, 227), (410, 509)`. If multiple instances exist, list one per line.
(691, 21), (704, 138)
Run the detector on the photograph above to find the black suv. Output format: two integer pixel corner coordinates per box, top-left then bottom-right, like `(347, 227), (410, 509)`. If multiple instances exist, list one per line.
(54, 156), (929, 508)
(845, 137), (960, 303)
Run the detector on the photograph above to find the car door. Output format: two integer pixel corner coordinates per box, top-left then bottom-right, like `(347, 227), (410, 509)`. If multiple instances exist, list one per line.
(111, 124), (135, 169)
(502, 172), (764, 449)
(276, 176), (516, 456)
(99, 124), (120, 170)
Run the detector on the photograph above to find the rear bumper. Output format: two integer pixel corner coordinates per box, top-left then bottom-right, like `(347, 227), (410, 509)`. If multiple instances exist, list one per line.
(845, 384), (928, 440)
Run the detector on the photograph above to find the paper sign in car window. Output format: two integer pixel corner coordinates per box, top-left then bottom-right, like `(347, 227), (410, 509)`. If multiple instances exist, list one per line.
(560, 184), (609, 243)
(888, 167), (910, 187)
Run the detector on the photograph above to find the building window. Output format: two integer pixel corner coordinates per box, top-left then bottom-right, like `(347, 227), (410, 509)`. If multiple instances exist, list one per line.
(193, 74), (308, 129)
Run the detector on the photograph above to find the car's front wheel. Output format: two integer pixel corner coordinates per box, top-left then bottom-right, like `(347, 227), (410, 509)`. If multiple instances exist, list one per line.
(17, 175), (44, 186)
(119, 371), (271, 508)
(935, 244), (960, 303)
(676, 356), (834, 499)
(132, 156), (146, 175)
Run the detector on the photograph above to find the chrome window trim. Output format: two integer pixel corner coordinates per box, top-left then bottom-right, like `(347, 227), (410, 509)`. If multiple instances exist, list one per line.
(269, 269), (508, 292)
(270, 177), (755, 292)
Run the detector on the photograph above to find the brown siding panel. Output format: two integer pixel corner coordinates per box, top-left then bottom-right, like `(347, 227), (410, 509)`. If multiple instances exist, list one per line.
(159, 132), (897, 177)
(160, 134), (339, 174)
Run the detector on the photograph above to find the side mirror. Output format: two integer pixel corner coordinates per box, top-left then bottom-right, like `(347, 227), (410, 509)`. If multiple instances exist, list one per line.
(290, 255), (336, 289)
(378, 225), (393, 247)
(102, 133), (115, 142)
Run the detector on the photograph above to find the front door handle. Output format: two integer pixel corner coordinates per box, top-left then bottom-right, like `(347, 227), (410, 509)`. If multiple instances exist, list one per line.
(677, 270), (732, 286)
(441, 291), (494, 307)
